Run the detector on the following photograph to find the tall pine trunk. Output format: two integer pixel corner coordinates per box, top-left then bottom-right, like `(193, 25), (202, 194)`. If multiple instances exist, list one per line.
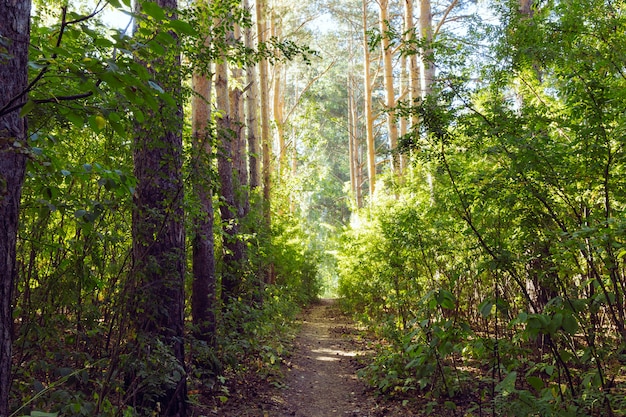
(256, 0), (274, 284)
(231, 22), (249, 217)
(215, 59), (245, 300)
(420, 0), (434, 97)
(245, 0), (261, 192)
(362, 0), (376, 198)
(380, 0), (400, 174)
(191, 66), (216, 344)
(130, 0), (187, 414)
(0, 1), (31, 414)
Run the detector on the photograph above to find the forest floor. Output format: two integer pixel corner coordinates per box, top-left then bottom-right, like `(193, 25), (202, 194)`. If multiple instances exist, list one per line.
(207, 299), (422, 417)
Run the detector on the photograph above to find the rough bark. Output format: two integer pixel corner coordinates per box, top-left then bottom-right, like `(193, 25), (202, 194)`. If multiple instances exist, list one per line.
(0, 1), (31, 415)
(215, 60), (245, 300)
(131, 0), (186, 415)
(191, 68), (217, 345)
(271, 17), (285, 175)
(230, 22), (249, 219)
(348, 70), (362, 208)
(257, 0), (271, 220)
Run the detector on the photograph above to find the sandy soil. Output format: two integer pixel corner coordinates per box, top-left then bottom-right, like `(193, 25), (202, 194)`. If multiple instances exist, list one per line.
(212, 299), (418, 417)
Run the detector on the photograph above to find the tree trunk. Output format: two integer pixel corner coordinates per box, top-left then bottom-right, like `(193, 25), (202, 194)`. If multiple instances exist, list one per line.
(348, 69), (362, 208)
(257, 0), (274, 284)
(0, 1), (31, 415)
(405, 0), (420, 132)
(231, 22), (249, 218)
(271, 18), (286, 175)
(362, 0), (376, 199)
(131, 1), (187, 415)
(191, 67), (216, 344)
(380, 0), (400, 174)
(420, 0), (434, 97)
(245, 0), (261, 191)
(215, 59), (245, 300)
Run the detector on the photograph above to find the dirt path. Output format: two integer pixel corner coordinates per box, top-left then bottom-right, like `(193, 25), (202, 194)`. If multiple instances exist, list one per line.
(214, 299), (416, 416)
(280, 298), (367, 416)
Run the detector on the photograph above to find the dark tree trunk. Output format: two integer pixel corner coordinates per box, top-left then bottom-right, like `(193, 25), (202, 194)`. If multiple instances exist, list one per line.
(215, 61), (246, 301)
(191, 71), (217, 344)
(0, 1), (31, 415)
(130, 1), (186, 415)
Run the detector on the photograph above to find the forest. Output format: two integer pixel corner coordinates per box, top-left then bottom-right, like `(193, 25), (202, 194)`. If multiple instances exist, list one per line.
(1, 0), (626, 415)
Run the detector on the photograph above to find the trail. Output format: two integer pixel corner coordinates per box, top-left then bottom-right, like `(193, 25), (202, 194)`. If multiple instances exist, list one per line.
(280, 298), (366, 416)
(217, 299), (415, 416)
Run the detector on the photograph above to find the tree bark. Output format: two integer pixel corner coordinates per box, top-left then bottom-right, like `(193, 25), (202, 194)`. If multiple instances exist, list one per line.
(405, 0), (420, 131)
(362, 0), (376, 198)
(419, 0), (434, 97)
(245, 0), (261, 191)
(257, 0), (274, 284)
(215, 59), (246, 300)
(380, 0), (400, 174)
(131, 0), (186, 415)
(0, 1), (31, 415)
(231, 22), (249, 218)
(191, 67), (216, 344)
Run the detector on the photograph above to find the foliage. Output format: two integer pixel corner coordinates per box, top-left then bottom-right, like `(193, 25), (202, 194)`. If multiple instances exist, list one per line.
(10, 0), (322, 415)
(337, 0), (626, 415)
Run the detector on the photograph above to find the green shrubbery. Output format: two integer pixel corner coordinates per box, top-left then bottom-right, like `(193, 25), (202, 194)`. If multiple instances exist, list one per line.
(337, 1), (626, 406)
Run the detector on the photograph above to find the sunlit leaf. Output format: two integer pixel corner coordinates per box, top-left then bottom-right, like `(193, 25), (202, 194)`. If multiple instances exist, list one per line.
(142, 1), (165, 21)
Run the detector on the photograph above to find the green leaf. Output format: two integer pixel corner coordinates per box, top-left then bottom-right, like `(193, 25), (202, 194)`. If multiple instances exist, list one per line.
(169, 19), (196, 36)
(495, 371), (517, 395)
(142, 2), (165, 21)
(479, 300), (493, 318)
(436, 289), (455, 310)
(562, 314), (578, 335)
(20, 100), (35, 117)
(134, 110), (145, 123)
(527, 376), (544, 391)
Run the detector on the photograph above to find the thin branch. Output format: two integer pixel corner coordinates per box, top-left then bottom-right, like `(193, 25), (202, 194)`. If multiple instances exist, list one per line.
(0, 2), (107, 118)
(434, 0), (459, 38)
(284, 60), (337, 124)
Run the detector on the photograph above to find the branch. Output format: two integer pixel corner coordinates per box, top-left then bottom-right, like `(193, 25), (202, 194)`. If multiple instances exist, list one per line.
(434, 0), (459, 38)
(284, 60), (336, 124)
(0, 2), (106, 118)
